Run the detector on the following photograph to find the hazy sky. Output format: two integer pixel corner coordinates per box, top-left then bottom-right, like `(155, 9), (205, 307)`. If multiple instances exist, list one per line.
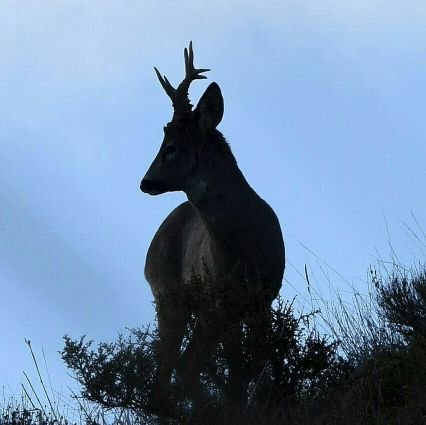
(1, 0), (426, 404)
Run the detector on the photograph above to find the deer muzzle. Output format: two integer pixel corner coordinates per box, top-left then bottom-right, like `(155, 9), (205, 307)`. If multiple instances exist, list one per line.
(140, 177), (167, 195)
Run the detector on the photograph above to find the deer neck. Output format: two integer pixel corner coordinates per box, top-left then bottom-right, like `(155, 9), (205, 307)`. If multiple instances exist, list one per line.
(183, 149), (284, 292)
(185, 155), (257, 240)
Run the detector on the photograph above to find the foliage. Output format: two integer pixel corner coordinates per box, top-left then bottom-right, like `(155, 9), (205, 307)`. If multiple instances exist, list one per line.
(374, 267), (426, 341)
(0, 405), (66, 425)
(61, 275), (346, 424)
(61, 330), (158, 420)
(59, 257), (426, 424)
(315, 263), (426, 425)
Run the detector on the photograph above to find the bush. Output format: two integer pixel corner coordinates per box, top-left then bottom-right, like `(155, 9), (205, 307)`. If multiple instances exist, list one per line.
(318, 263), (426, 425)
(375, 267), (426, 341)
(61, 275), (347, 424)
(60, 260), (426, 424)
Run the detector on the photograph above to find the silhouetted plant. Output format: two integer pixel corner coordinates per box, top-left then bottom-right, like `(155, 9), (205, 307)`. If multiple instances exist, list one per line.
(61, 274), (346, 424)
(61, 330), (158, 416)
(59, 256), (426, 424)
(315, 262), (426, 425)
(374, 266), (426, 341)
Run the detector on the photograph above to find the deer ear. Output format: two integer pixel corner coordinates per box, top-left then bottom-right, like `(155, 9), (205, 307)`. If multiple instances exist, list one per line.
(194, 82), (224, 132)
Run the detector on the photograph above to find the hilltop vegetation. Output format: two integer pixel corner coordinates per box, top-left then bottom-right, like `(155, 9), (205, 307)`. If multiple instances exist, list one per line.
(2, 259), (425, 425)
(62, 261), (426, 424)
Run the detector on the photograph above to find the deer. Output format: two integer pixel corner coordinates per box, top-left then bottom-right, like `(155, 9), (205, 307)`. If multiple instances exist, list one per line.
(140, 42), (285, 410)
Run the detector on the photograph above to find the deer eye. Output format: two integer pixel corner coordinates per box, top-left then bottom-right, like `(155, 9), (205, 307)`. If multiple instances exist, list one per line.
(164, 145), (177, 156)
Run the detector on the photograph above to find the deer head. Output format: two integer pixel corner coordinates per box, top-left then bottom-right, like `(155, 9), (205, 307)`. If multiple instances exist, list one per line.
(140, 42), (224, 196)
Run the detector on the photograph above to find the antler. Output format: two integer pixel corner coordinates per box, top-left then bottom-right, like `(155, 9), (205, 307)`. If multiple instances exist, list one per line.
(154, 41), (210, 122)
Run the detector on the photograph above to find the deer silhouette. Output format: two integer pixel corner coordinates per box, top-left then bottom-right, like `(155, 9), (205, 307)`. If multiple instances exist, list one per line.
(140, 42), (285, 409)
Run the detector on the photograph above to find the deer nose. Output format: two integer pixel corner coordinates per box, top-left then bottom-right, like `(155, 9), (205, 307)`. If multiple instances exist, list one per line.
(140, 176), (167, 195)
(140, 178), (153, 193)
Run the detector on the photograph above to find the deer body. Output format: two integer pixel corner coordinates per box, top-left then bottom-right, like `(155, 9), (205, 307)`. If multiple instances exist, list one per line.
(140, 43), (284, 406)
(145, 155), (284, 301)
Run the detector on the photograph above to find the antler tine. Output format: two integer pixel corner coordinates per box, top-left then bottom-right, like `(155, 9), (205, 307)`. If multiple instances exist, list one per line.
(183, 41), (210, 86)
(154, 42), (210, 119)
(154, 67), (176, 99)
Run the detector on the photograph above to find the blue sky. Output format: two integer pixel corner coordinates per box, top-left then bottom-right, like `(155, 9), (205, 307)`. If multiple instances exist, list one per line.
(1, 1), (426, 401)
